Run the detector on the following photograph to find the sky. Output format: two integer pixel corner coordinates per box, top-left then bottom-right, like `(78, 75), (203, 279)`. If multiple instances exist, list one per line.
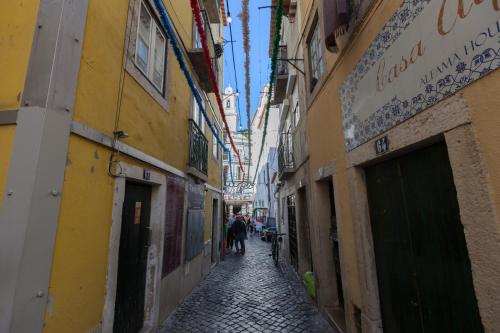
(223, 0), (272, 131)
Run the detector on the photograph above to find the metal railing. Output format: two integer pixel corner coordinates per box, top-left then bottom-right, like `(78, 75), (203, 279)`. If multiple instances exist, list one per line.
(189, 119), (209, 175)
(278, 130), (294, 172)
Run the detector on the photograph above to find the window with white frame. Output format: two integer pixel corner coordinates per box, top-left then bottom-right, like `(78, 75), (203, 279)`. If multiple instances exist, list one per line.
(307, 16), (325, 91)
(213, 127), (219, 159)
(136, 2), (167, 92)
(192, 97), (206, 133)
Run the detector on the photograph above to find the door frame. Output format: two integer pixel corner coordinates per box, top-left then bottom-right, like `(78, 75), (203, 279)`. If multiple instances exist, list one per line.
(102, 162), (167, 333)
(211, 197), (219, 264)
(346, 97), (500, 332)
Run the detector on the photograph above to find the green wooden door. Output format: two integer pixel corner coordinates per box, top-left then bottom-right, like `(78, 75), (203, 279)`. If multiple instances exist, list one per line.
(366, 142), (483, 333)
(114, 182), (152, 333)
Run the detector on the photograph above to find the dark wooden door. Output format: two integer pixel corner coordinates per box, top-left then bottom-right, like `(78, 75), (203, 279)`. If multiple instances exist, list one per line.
(287, 194), (298, 272)
(114, 182), (152, 333)
(211, 198), (219, 263)
(366, 142), (483, 333)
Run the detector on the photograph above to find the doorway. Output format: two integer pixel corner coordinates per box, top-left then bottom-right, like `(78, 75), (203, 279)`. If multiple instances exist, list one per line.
(366, 142), (483, 332)
(287, 194), (298, 272)
(297, 187), (313, 273)
(211, 198), (219, 263)
(327, 180), (344, 308)
(114, 182), (152, 333)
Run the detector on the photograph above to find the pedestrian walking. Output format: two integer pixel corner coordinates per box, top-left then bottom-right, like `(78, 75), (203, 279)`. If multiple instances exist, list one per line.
(230, 207), (247, 255)
(227, 213), (235, 252)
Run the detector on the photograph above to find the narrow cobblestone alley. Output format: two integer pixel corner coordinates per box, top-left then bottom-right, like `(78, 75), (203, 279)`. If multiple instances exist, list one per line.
(159, 237), (336, 333)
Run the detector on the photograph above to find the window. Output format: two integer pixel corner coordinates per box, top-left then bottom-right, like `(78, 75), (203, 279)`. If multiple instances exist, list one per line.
(213, 127), (219, 159)
(135, 2), (167, 92)
(226, 99), (231, 109)
(293, 100), (300, 128)
(193, 14), (205, 48)
(192, 97), (205, 134)
(307, 17), (325, 91)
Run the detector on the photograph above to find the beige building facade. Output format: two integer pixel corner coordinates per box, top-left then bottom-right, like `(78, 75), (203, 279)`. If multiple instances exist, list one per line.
(273, 0), (500, 332)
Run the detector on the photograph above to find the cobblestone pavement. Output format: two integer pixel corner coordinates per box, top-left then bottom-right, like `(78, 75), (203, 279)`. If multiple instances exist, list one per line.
(159, 236), (336, 333)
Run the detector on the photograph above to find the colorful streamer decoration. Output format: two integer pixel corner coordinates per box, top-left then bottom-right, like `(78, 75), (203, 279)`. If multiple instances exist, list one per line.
(152, 0), (235, 184)
(240, 0), (252, 181)
(190, 0), (245, 174)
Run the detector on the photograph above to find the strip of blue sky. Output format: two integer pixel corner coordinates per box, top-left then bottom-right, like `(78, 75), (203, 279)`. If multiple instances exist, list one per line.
(223, 0), (271, 130)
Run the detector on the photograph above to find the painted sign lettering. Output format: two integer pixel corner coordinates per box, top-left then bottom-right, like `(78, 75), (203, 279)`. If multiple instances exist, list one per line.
(341, 0), (500, 151)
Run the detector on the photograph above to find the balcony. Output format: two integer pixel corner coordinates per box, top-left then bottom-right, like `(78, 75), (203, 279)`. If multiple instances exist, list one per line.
(188, 120), (208, 178)
(188, 11), (221, 93)
(273, 45), (288, 104)
(278, 130), (294, 179)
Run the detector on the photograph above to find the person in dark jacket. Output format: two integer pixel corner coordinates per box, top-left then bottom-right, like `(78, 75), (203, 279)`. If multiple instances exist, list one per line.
(230, 207), (247, 254)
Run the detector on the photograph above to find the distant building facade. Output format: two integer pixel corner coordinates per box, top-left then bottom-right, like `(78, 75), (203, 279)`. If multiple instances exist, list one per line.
(222, 85), (253, 215)
(251, 85), (280, 220)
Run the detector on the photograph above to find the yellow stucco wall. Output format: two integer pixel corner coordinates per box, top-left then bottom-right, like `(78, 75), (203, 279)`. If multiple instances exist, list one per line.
(44, 135), (115, 332)
(463, 70), (500, 219)
(43, 0), (223, 331)
(304, 0), (399, 309)
(0, 125), (17, 207)
(306, 0), (500, 316)
(0, 0), (39, 111)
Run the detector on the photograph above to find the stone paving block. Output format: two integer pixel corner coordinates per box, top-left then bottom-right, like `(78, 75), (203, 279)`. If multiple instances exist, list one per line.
(159, 238), (336, 333)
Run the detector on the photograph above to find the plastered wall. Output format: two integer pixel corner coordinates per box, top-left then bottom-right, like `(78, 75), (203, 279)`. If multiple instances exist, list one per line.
(41, 1), (224, 331)
(304, 0), (500, 330)
(43, 136), (115, 332)
(0, 0), (39, 111)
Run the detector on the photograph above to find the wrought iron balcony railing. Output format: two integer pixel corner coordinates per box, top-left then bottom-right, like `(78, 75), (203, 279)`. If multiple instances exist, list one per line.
(189, 119), (208, 175)
(278, 130), (294, 173)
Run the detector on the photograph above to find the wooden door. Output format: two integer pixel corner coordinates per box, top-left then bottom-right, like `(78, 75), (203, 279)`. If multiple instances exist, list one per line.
(366, 142), (483, 333)
(287, 194), (298, 272)
(211, 198), (219, 263)
(114, 182), (152, 333)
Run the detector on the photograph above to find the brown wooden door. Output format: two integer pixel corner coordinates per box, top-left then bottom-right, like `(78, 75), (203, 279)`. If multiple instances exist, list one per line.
(114, 182), (152, 333)
(287, 194), (298, 272)
(366, 142), (483, 333)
